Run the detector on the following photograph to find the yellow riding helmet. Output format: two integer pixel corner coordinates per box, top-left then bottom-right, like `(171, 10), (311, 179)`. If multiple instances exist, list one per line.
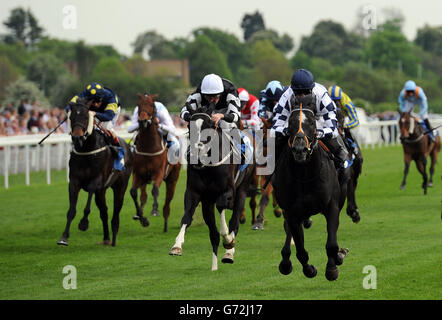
(328, 85), (342, 101)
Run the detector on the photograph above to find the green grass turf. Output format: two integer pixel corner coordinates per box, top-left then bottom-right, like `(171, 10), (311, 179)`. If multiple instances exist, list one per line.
(0, 145), (440, 300)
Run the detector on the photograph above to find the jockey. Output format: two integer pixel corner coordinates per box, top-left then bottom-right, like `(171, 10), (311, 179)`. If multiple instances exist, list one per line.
(398, 80), (436, 142)
(180, 73), (241, 128)
(271, 69), (349, 168)
(238, 87), (262, 132)
(258, 80), (289, 120)
(328, 85), (360, 154)
(127, 94), (180, 162)
(67, 82), (125, 171)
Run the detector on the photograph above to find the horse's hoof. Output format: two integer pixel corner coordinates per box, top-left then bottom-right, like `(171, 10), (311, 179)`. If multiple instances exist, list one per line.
(427, 182), (433, 187)
(303, 219), (313, 229)
(223, 238), (235, 250)
(140, 217), (150, 227)
(57, 238), (68, 246)
(348, 210), (361, 223)
(274, 209), (282, 218)
(239, 215), (246, 224)
(78, 219), (89, 231)
(279, 260), (292, 275)
(221, 252), (234, 264)
(132, 215), (140, 220)
(151, 209), (159, 217)
(96, 240), (111, 246)
(399, 184), (405, 190)
(303, 264), (317, 278)
(325, 267), (339, 281)
(252, 222), (264, 230)
(169, 247), (182, 256)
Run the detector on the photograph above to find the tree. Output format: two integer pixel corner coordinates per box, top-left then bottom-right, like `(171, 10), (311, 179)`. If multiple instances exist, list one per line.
(26, 52), (70, 103)
(414, 25), (442, 56)
(2, 7), (44, 48)
(299, 20), (365, 65)
(131, 30), (179, 60)
(365, 28), (419, 76)
(240, 11), (265, 41)
(2, 77), (49, 108)
(249, 40), (291, 94)
(0, 55), (19, 100)
(192, 27), (250, 81)
(185, 35), (233, 86)
(248, 29), (294, 54)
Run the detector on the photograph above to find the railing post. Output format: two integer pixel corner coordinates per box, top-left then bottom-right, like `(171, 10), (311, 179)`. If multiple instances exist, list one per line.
(25, 145), (30, 186)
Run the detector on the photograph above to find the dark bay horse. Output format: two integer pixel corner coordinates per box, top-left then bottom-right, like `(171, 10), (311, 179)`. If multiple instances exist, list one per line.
(57, 99), (133, 247)
(130, 93), (181, 232)
(336, 107), (363, 223)
(399, 111), (440, 194)
(272, 94), (348, 281)
(169, 104), (255, 270)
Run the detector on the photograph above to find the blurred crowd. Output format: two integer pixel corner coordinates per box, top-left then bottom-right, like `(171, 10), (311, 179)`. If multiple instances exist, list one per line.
(0, 99), (187, 137)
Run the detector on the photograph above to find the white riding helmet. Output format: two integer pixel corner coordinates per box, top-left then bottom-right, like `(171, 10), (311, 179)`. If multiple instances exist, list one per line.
(201, 74), (224, 95)
(238, 88), (250, 102)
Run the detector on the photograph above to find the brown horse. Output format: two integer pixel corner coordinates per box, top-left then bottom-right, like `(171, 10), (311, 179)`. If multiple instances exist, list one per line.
(240, 117), (282, 230)
(399, 111), (440, 194)
(130, 93), (181, 232)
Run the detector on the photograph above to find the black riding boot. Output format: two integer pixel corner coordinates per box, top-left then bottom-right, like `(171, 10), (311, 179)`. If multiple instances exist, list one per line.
(323, 135), (349, 169)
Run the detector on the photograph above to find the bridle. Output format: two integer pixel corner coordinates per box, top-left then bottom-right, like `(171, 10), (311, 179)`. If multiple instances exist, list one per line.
(288, 103), (317, 156)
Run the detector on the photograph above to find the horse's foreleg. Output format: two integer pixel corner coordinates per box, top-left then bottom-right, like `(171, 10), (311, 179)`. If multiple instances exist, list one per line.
(201, 200), (220, 270)
(110, 184), (125, 247)
(151, 175), (162, 216)
(57, 181), (81, 246)
(416, 156), (428, 195)
(95, 190), (110, 246)
(130, 176), (149, 227)
(400, 155), (411, 190)
(78, 192), (93, 231)
(169, 189), (200, 256)
(162, 174), (178, 233)
(324, 202), (346, 281)
(254, 177), (270, 230)
(272, 189), (282, 218)
(279, 219), (293, 275)
(219, 209), (235, 249)
(289, 216), (317, 279)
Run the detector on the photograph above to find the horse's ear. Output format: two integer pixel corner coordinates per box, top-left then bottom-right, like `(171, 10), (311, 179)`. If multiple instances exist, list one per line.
(151, 94), (158, 101)
(137, 93), (144, 100)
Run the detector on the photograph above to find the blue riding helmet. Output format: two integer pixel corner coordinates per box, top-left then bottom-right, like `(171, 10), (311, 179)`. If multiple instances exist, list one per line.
(290, 69), (315, 91)
(404, 80), (416, 92)
(265, 80), (285, 102)
(85, 82), (106, 101)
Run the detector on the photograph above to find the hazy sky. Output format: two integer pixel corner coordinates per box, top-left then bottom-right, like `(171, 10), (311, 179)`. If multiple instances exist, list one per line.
(1, 0), (441, 56)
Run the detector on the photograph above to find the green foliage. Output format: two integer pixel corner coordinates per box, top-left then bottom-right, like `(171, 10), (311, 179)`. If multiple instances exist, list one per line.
(248, 29), (294, 54)
(414, 25), (442, 56)
(2, 77), (49, 107)
(0, 55), (19, 100)
(26, 52), (70, 99)
(185, 35), (233, 86)
(248, 40), (291, 94)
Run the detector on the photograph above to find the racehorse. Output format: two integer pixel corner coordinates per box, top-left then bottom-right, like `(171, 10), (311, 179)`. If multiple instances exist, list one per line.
(271, 94), (348, 281)
(130, 93), (181, 232)
(248, 117), (282, 230)
(336, 108), (363, 223)
(57, 99), (133, 247)
(398, 111), (440, 194)
(169, 104), (256, 270)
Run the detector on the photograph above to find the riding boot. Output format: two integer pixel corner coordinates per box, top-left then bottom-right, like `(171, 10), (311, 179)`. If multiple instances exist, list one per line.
(423, 118), (436, 142)
(109, 134), (125, 172)
(323, 135), (349, 169)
